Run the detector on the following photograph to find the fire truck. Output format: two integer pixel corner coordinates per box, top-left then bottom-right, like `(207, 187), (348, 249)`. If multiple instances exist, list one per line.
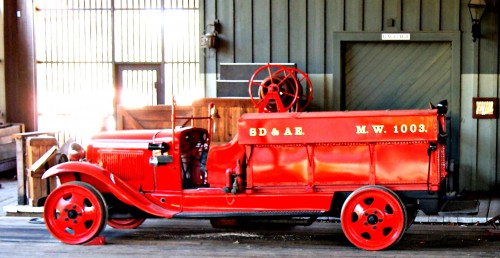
(42, 64), (448, 251)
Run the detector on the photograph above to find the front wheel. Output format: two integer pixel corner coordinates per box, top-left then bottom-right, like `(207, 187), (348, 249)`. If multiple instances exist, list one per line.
(341, 185), (407, 251)
(44, 181), (108, 244)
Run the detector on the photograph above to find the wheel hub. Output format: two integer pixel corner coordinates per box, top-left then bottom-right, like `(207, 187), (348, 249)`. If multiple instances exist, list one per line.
(367, 214), (378, 225)
(67, 209), (79, 219)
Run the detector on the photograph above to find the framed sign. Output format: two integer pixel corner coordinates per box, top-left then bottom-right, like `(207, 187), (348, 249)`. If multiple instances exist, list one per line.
(473, 97), (498, 119)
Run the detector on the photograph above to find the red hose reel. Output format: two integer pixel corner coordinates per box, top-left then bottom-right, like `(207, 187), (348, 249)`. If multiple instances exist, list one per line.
(248, 64), (313, 113)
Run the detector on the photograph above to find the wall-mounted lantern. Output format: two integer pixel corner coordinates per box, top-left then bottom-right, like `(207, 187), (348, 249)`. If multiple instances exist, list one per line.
(468, 0), (487, 42)
(201, 20), (219, 49)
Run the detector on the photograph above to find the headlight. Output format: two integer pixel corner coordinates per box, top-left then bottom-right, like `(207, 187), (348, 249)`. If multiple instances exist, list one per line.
(68, 142), (85, 161)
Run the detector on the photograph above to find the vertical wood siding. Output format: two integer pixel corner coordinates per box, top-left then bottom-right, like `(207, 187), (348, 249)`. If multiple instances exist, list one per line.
(203, 0), (500, 191)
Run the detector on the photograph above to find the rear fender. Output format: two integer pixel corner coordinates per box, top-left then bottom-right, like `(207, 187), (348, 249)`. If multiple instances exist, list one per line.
(42, 162), (177, 218)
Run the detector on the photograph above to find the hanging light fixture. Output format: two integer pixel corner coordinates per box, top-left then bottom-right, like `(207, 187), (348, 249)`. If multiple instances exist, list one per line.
(468, 0), (487, 42)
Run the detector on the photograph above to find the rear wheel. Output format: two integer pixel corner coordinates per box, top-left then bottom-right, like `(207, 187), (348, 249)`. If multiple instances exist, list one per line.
(405, 203), (419, 230)
(341, 185), (407, 251)
(107, 218), (146, 229)
(44, 181), (108, 244)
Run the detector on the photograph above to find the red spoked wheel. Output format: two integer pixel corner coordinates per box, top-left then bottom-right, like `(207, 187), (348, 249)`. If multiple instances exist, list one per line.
(248, 64), (299, 113)
(341, 186), (407, 251)
(107, 217), (146, 229)
(286, 67), (313, 112)
(43, 181), (108, 245)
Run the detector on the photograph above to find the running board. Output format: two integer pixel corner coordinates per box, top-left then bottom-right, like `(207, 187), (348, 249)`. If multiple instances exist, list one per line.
(173, 210), (324, 219)
(438, 200), (480, 216)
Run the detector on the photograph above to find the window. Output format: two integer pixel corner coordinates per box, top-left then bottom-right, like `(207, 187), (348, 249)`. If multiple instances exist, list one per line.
(35, 0), (202, 145)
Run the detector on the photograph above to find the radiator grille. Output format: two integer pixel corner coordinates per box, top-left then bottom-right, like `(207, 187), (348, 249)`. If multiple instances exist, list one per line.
(100, 150), (145, 181)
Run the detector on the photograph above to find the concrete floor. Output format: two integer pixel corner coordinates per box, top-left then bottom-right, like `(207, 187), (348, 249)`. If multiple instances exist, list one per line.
(0, 214), (499, 257)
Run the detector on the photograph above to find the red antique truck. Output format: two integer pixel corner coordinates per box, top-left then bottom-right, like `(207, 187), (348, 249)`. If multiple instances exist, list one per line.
(42, 65), (448, 251)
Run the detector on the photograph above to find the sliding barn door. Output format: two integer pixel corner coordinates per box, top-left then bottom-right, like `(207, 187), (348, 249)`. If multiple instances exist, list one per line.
(344, 42), (451, 110)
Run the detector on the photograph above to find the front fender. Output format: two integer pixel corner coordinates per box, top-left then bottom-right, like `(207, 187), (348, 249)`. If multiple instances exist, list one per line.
(42, 162), (111, 188)
(42, 162), (178, 218)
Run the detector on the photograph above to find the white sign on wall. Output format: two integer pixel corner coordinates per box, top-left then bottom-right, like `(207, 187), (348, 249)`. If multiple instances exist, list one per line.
(381, 33), (411, 41)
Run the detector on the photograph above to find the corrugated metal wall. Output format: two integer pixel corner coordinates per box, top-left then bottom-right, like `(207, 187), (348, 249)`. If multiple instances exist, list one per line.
(203, 0), (500, 191)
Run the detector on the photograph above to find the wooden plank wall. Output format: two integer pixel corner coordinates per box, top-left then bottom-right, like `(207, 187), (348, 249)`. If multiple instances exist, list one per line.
(203, 0), (500, 191)
(466, 0), (499, 192)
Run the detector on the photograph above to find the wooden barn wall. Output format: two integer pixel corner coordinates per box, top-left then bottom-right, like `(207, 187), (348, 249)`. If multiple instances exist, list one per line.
(202, 0), (500, 191)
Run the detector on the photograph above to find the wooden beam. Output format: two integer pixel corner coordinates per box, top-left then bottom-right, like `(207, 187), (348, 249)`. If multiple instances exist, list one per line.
(30, 146), (57, 173)
(4, 0), (37, 131)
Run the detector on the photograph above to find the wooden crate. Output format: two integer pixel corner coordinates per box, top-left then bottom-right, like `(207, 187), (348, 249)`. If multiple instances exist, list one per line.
(26, 136), (58, 207)
(14, 132), (56, 205)
(116, 99), (257, 143)
(192, 98), (257, 143)
(0, 123), (24, 173)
